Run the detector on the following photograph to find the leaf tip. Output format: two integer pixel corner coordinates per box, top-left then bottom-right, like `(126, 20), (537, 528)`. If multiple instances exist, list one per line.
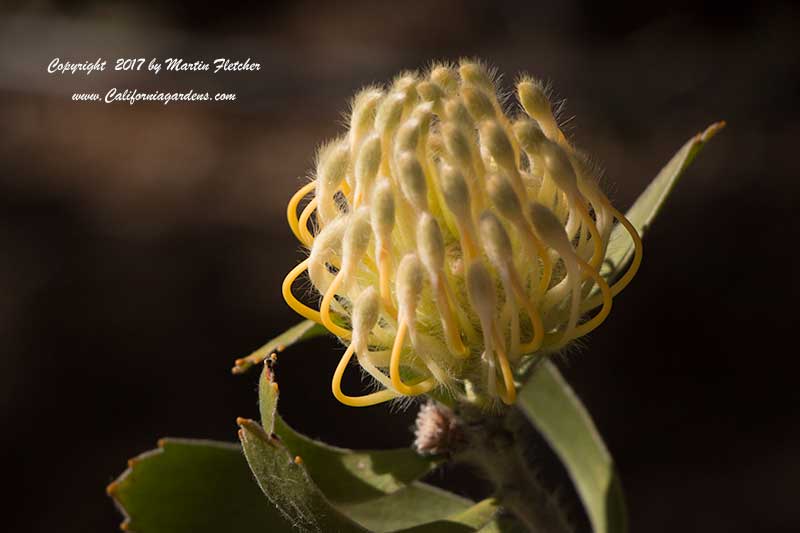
(231, 358), (248, 374)
(106, 480), (119, 496)
(700, 121), (726, 142)
(237, 417), (273, 443)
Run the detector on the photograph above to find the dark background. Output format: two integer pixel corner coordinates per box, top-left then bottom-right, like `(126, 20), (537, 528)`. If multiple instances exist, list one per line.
(2, 1), (798, 532)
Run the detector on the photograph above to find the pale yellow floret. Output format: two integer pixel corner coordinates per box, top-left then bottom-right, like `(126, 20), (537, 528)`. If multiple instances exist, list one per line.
(430, 65), (458, 94)
(332, 288), (402, 407)
(458, 61), (495, 93)
(529, 202), (583, 341)
(397, 152), (429, 212)
(486, 173), (551, 295)
(316, 140), (350, 224)
(440, 164), (480, 260)
(461, 86), (495, 123)
(320, 209), (372, 339)
(371, 180), (398, 317)
(416, 81), (446, 113)
(307, 217), (347, 292)
(481, 121), (526, 201)
(466, 260), (517, 405)
(417, 213), (469, 358)
(539, 141), (604, 269)
(354, 134), (382, 207)
(479, 212), (544, 354)
(517, 78), (569, 147)
(390, 255), (438, 395)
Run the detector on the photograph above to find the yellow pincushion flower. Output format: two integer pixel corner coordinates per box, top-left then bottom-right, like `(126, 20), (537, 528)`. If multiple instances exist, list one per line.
(282, 60), (642, 407)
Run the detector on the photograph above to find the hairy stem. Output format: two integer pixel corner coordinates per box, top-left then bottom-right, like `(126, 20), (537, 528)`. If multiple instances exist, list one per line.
(455, 405), (572, 533)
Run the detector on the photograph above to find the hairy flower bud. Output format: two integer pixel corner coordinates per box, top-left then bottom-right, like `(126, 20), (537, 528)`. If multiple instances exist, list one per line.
(284, 60), (643, 407)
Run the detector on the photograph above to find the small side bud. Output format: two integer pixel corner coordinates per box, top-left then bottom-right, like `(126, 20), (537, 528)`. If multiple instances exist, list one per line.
(397, 152), (428, 211)
(352, 286), (381, 353)
(414, 401), (464, 456)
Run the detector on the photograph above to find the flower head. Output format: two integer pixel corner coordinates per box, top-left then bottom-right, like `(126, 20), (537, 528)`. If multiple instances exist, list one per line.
(283, 60), (642, 407)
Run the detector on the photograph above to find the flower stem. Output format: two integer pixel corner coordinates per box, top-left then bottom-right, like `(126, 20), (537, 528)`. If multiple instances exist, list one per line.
(455, 406), (572, 533)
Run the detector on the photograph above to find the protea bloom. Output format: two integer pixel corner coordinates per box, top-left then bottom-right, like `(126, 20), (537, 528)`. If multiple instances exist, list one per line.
(282, 60), (642, 407)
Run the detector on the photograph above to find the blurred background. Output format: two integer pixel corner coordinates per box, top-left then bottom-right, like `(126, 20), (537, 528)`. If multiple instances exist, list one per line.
(1, 1), (798, 532)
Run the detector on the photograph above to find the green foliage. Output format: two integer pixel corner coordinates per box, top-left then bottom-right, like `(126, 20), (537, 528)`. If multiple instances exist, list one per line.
(601, 122), (725, 284)
(251, 361), (501, 532)
(233, 319), (327, 374)
(107, 439), (291, 532)
(109, 436), (503, 533)
(259, 363), (437, 502)
(239, 418), (372, 533)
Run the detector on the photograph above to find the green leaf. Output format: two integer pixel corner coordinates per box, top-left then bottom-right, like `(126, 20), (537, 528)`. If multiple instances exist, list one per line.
(517, 361), (627, 533)
(236, 319), (485, 531)
(240, 323), (499, 532)
(259, 363), (437, 504)
(601, 121), (725, 283)
(233, 319), (327, 374)
(108, 438), (293, 532)
(391, 498), (500, 533)
(260, 361), (486, 531)
(338, 484), (479, 532)
(238, 418), (371, 533)
(476, 514), (528, 533)
(243, 400), (497, 533)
